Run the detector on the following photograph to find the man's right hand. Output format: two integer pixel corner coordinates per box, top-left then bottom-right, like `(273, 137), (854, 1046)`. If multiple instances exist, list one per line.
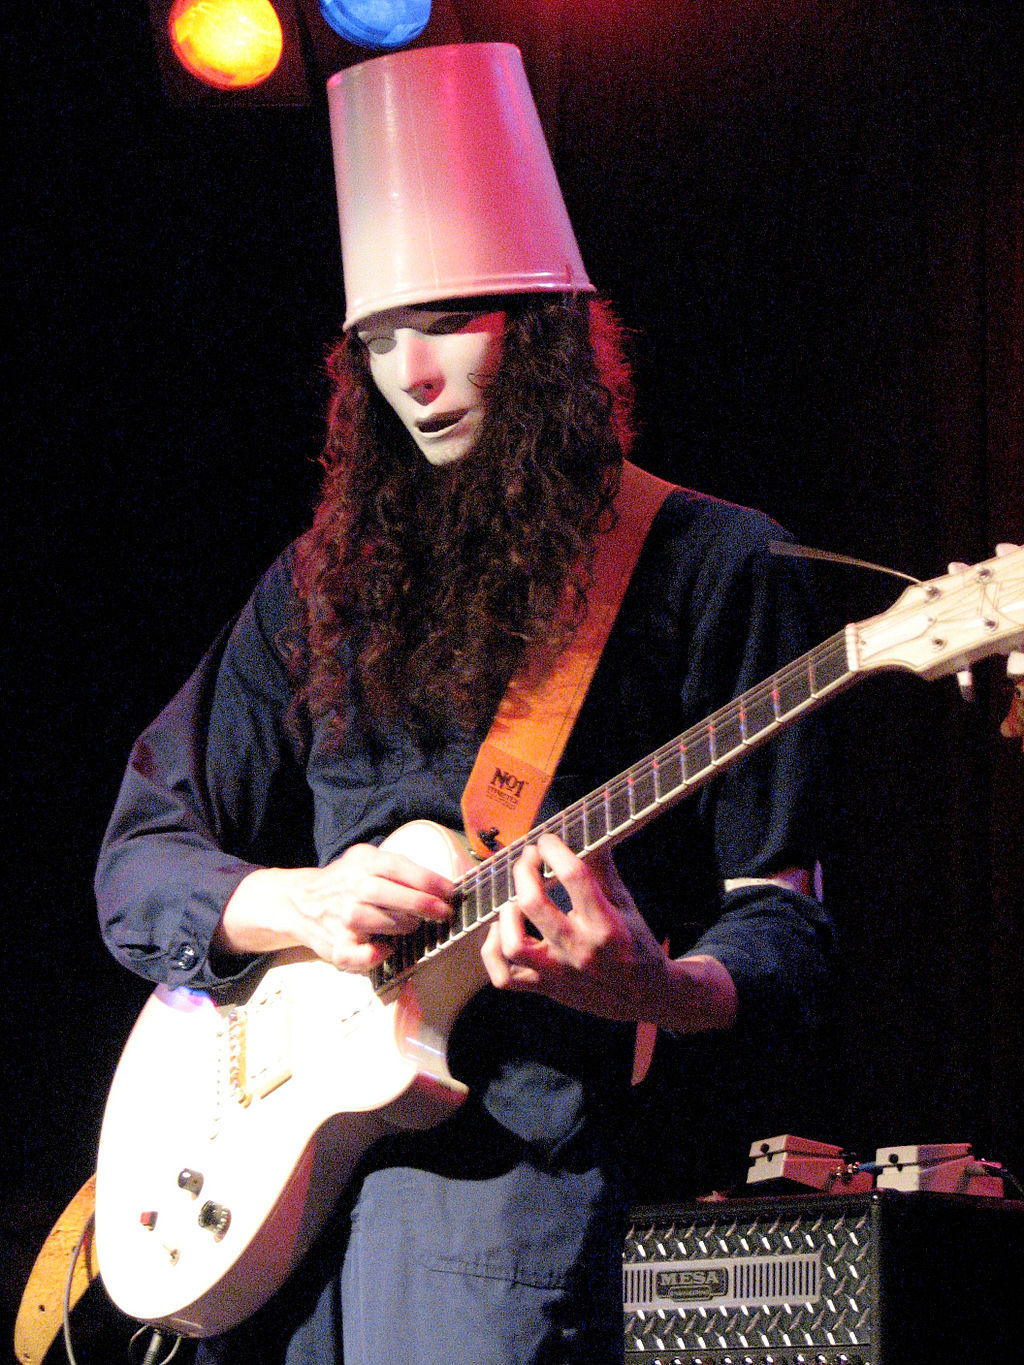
(215, 845), (454, 970)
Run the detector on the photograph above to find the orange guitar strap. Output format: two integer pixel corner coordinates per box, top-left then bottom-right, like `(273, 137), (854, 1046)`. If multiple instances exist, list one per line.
(461, 461), (677, 859)
(14, 1174), (99, 1365)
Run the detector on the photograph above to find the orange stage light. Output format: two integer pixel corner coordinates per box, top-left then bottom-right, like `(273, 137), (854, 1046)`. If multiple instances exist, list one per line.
(168, 0), (285, 90)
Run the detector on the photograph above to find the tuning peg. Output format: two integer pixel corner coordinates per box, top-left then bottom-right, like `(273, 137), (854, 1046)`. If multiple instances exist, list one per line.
(945, 563), (975, 699)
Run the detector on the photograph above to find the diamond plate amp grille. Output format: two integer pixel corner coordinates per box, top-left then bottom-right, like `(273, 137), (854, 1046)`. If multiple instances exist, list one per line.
(624, 1200), (875, 1363)
(623, 1192), (1024, 1365)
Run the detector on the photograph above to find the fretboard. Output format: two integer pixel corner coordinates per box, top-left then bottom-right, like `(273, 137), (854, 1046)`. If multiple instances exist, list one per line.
(372, 629), (853, 989)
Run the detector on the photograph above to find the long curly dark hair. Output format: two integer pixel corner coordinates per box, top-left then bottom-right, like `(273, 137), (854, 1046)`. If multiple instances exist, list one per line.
(291, 293), (636, 744)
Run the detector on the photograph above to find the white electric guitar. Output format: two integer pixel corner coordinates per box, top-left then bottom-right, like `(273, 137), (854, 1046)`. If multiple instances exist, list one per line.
(95, 546), (1024, 1337)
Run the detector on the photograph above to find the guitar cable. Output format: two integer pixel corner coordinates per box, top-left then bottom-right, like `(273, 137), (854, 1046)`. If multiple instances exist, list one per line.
(130, 1326), (182, 1365)
(60, 1211), (92, 1365)
(968, 1158), (1024, 1197)
(60, 1211), (182, 1365)
(768, 540), (922, 584)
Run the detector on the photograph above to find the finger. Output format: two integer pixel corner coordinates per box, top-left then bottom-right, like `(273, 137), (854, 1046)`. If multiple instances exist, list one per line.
(342, 896), (424, 937)
(356, 874), (454, 926)
(371, 849), (456, 904)
(533, 833), (606, 912)
(340, 853), (453, 923)
(480, 920), (512, 988)
(481, 919), (542, 992)
(330, 936), (390, 972)
(511, 848), (571, 949)
(327, 844), (454, 914)
(322, 863), (453, 934)
(496, 896), (542, 964)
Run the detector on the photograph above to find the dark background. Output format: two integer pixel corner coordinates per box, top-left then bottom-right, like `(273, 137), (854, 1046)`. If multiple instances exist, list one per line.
(6, 0), (1022, 1350)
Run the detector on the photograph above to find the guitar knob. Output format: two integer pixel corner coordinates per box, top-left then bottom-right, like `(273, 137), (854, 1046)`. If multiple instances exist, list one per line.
(197, 1201), (231, 1239)
(177, 1168), (204, 1196)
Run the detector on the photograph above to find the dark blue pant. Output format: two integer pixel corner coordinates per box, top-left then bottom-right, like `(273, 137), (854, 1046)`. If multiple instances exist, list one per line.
(197, 1100), (627, 1364)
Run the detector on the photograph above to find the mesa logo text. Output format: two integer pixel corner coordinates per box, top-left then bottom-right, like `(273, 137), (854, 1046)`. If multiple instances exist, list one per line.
(655, 1268), (729, 1303)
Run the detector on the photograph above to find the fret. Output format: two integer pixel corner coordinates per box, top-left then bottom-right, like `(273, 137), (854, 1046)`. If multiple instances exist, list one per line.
(744, 684), (777, 739)
(683, 729), (713, 780)
(482, 865), (500, 915)
(406, 930), (419, 970)
(561, 804), (586, 856)
(630, 763), (657, 815)
(485, 865), (501, 914)
(607, 777), (632, 833)
(389, 935), (403, 975)
(375, 957), (395, 987)
(712, 707), (745, 761)
(460, 878), (480, 930)
(814, 638), (851, 692)
(452, 884), (467, 933)
(496, 853), (515, 906)
(775, 662), (813, 716)
(583, 793), (606, 848)
(407, 927), (423, 971)
(659, 743), (684, 794)
(393, 935), (409, 974)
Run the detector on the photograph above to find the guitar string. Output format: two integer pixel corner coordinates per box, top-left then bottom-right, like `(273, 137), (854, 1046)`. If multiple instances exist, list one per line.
(545, 565), (1018, 858)
(385, 628), (858, 976)
(459, 632), (848, 888)
(501, 561), (1013, 867)
(379, 565), (1019, 981)
(376, 631), (850, 982)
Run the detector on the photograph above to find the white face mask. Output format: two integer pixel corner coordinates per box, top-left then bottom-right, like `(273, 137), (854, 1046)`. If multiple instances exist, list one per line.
(358, 305), (507, 465)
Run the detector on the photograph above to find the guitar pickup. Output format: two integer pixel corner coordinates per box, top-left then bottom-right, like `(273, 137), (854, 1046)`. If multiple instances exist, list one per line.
(223, 985), (292, 1106)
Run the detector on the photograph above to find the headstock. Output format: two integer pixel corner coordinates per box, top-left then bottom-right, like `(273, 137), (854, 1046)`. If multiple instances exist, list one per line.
(852, 544), (1024, 681)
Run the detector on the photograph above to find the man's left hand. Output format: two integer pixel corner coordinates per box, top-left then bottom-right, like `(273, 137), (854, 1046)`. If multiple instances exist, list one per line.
(480, 833), (737, 1031)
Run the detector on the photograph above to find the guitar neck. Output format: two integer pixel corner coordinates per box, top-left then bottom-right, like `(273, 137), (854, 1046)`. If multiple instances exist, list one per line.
(373, 629), (855, 988)
(375, 540), (1024, 987)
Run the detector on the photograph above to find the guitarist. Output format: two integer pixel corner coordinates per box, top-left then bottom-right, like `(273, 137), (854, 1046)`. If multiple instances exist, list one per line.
(96, 45), (836, 1365)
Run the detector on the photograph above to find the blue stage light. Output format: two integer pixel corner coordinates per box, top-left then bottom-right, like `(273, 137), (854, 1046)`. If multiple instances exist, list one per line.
(318, 0), (430, 51)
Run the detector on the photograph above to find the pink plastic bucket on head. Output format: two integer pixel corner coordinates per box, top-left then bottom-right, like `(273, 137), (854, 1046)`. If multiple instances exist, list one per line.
(327, 43), (593, 329)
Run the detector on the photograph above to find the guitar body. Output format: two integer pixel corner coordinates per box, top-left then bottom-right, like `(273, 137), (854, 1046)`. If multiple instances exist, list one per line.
(95, 821), (490, 1337)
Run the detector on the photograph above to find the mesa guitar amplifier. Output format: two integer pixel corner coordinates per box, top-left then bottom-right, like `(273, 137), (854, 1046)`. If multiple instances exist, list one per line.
(623, 1191), (1023, 1364)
